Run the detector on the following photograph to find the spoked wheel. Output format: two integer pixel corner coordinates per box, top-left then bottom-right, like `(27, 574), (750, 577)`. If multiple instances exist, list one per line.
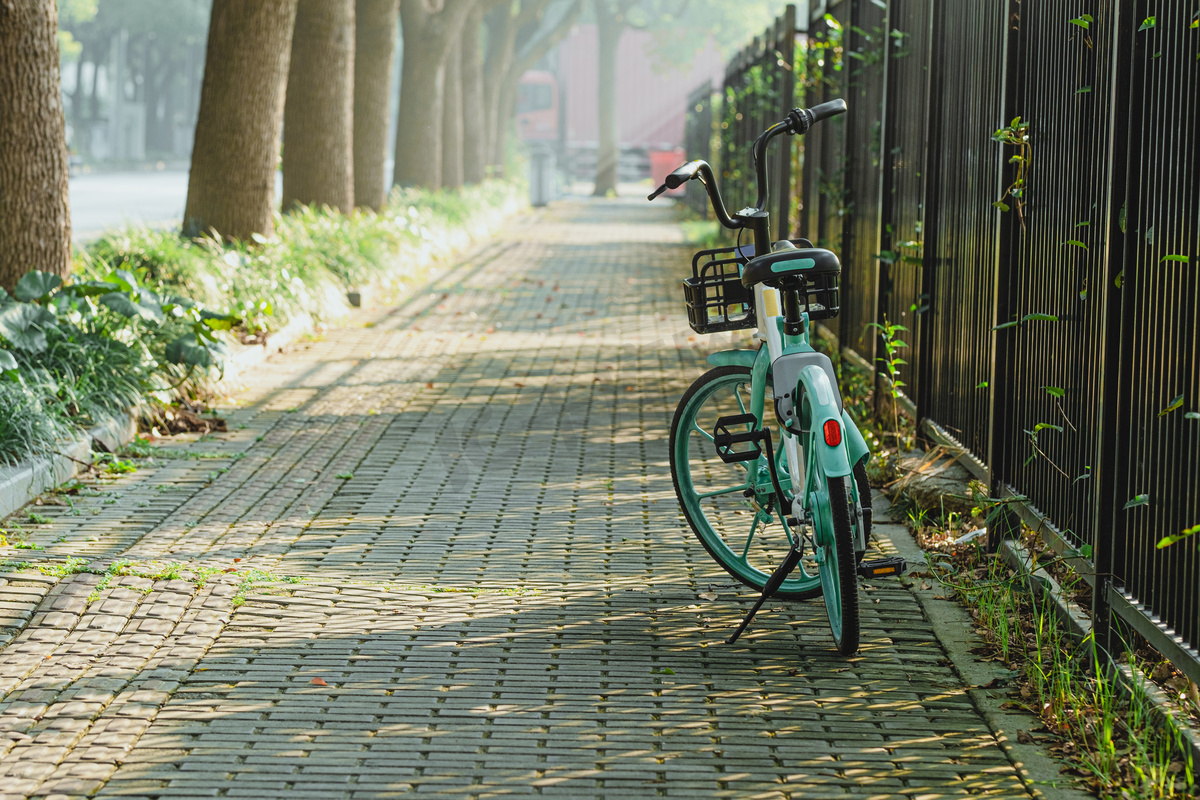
(670, 365), (822, 600)
(813, 470), (860, 655)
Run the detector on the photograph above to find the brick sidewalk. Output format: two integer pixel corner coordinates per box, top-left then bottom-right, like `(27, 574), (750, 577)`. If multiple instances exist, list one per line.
(0, 198), (1037, 798)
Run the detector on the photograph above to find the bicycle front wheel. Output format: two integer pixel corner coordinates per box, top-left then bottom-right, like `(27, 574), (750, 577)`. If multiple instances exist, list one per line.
(814, 472), (861, 654)
(670, 365), (822, 600)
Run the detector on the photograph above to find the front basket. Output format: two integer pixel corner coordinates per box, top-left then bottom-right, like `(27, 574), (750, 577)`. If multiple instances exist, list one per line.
(683, 245), (756, 334)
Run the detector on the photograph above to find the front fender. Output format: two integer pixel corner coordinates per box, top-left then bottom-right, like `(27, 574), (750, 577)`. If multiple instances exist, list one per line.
(798, 364), (852, 478)
(706, 349), (758, 369)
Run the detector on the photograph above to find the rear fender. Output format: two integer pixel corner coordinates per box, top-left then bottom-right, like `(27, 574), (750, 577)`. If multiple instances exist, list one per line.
(797, 364), (851, 479)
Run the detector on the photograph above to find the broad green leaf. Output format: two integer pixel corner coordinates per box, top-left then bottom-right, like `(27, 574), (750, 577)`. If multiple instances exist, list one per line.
(61, 279), (119, 298)
(1075, 221), (1091, 227)
(200, 310), (240, 332)
(1138, 16), (1155, 31)
(1075, 86), (1092, 94)
(1161, 254), (1189, 263)
(1022, 313), (1059, 322)
(0, 348), (16, 371)
(1033, 422), (1063, 433)
(1144, 225), (1154, 244)
(993, 201), (1010, 212)
(1158, 393), (1184, 416)
(1069, 14), (1092, 28)
(1123, 494), (1150, 509)
(1062, 240), (1087, 249)
(976, 381), (989, 389)
(1114, 270), (1124, 288)
(165, 334), (215, 368)
(0, 303), (56, 353)
(98, 292), (146, 320)
(1044, 386), (1065, 398)
(993, 319), (1020, 330)
(14, 270), (63, 302)
(1080, 289), (1088, 300)
(1185, 412), (1200, 420)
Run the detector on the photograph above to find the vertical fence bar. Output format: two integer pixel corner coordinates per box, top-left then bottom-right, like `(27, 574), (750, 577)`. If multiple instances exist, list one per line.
(1093, 0), (1138, 658)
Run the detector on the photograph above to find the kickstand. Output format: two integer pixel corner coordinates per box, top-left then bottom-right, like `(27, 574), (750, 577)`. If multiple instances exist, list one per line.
(726, 541), (803, 645)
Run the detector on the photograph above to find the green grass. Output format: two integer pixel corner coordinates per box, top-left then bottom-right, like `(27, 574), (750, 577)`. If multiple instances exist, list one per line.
(0, 180), (524, 468)
(83, 180), (525, 333)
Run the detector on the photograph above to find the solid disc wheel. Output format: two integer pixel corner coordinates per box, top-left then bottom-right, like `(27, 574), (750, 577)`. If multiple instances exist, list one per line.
(670, 365), (822, 600)
(816, 473), (861, 655)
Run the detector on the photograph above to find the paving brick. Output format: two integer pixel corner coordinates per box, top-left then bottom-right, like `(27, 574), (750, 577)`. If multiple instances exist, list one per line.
(0, 200), (1048, 800)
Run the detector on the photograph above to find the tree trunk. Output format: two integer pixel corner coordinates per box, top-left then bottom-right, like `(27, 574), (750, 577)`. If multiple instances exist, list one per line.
(460, 4), (487, 184)
(441, 41), (464, 190)
(184, 0), (299, 240)
(353, 0), (399, 211)
(482, 3), (517, 177)
(393, 0), (474, 190)
(593, 3), (622, 197)
(282, 0), (355, 214)
(0, 0), (71, 289)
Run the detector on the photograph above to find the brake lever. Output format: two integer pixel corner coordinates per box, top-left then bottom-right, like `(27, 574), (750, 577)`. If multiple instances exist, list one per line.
(647, 183), (668, 201)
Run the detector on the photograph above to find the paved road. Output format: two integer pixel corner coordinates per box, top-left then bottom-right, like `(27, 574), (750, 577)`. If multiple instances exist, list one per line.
(0, 198), (1038, 798)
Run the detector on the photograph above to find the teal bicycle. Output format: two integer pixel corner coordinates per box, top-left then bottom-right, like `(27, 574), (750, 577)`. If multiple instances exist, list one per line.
(648, 99), (905, 655)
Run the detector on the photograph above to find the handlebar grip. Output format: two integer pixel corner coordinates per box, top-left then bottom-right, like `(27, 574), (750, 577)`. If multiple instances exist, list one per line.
(666, 160), (703, 188)
(809, 99), (848, 123)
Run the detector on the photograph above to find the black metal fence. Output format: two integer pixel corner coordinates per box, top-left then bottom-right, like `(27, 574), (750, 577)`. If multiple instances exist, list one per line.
(687, 1), (1200, 681)
(683, 81), (714, 219)
(686, 4), (796, 237)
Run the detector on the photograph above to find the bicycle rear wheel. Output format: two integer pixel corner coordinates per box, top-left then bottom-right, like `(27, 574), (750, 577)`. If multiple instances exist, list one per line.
(670, 365), (822, 600)
(814, 472), (860, 654)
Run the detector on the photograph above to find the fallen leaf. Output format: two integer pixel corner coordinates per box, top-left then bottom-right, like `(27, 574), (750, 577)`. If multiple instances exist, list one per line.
(425, 382), (434, 389)
(233, 558), (242, 563)
(920, 581), (932, 590)
(698, 591), (718, 601)
(1016, 730), (1036, 744)
(788, 668), (800, 676)
(514, 382), (525, 388)
(310, 678), (328, 686)
(222, 567), (237, 573)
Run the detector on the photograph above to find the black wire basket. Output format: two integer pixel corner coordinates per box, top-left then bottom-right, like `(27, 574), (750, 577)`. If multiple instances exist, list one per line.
(682, 245), (755, 334)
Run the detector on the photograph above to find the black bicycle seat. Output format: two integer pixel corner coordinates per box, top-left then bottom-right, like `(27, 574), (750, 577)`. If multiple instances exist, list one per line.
(741, 248), (840, 288)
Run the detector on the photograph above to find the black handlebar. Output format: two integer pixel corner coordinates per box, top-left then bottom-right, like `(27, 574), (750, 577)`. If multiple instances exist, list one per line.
(648, 99), (849, 238)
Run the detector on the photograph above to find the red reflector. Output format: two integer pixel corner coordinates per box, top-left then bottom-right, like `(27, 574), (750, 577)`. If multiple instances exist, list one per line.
(823, 419), (842, 447)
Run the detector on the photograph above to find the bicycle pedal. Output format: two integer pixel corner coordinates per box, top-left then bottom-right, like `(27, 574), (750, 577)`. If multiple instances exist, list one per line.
(856, 557), (907, 579)
(713, 414), (765, 463)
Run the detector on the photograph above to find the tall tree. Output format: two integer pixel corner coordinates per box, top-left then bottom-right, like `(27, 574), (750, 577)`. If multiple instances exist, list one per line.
(482, 0), (580, 176)
(184, 0), (299, 240)
(441, 38), (464, 190)
(0, 0), (71, 288)
(353, 0), (400, 211)
(482, 0), (548, 173)
(591, 0), (627, 196)
(498, 0), (582, 169)
(282, 0), (355, 213)
(460, 4), (488, 183)
(393, 0), (475, 189)
(585, 0), (777, 196)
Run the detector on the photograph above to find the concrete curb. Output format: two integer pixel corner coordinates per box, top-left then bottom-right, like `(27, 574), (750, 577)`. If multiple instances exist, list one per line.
(996, 535), (1200, 767)
(873, 494), (1095, 800)
(0, 411), (137, 522)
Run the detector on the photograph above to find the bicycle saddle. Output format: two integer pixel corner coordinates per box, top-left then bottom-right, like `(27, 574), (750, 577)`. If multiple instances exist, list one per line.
(741, 247), (840, 288)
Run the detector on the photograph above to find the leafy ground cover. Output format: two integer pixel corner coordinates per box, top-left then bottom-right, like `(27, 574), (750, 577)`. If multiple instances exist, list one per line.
(819, 332), (1200, 799)
(0, 181), (524, 466)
